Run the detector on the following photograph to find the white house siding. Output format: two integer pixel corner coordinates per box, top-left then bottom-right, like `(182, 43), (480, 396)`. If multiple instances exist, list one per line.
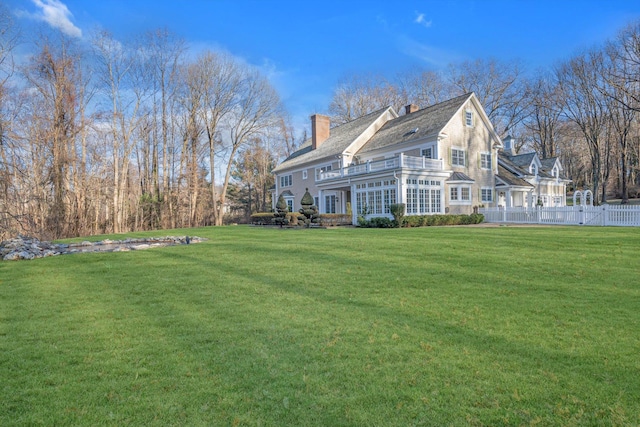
(440, 100), (499, 214)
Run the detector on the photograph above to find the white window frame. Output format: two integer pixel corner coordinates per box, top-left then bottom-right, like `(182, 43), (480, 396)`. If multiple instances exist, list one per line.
(280, 174), (292, 187)
(405, 177), (443, 215)
(302, 170), (308, 180)
(451, 148), (466, 167)
(285, 198), (294, 212)
(421, 146), (434, 159)
(481, 188), (493, 203)
(465, 110), (474, 127)
(480, 153), (491, 170)
(325, 195), (337, 214)
(315, 164), (332, 181)
(450, 185), (472, 204)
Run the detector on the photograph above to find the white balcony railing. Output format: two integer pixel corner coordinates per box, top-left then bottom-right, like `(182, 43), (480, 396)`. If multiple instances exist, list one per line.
(317, 154), (443, 182)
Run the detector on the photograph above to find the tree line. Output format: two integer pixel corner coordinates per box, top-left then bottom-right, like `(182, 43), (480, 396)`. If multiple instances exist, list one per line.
(0, 8), (638, 240)
(0, 8), (295, 240)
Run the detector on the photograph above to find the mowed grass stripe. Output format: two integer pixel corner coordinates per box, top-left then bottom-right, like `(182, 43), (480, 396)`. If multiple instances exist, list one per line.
(1, 226), (639, 425)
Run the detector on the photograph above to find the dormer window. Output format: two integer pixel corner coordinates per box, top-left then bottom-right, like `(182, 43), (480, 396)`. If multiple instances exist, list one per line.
(552, 166), (559, 178)
(530, 164), (538, 176)
(465, 110), (474, 127)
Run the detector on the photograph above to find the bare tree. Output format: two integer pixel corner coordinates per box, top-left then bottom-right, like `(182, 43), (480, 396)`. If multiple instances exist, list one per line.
(398, 69), (451, 108)
(142, 28), (186, 227)
(0, 3), (20, 238)
(193, 50), (243, 225)
(447, 58), (529, 135)
(23, 33), (86, 238)
(329, 73), (405, 124)
(556, 49), (611, 202)
(522, 72), (563, 158)
(215, 71), (280, 225)
(177, 59), (207, 226)
(605, 21), (640, 113)
(92, 30), (149, 233)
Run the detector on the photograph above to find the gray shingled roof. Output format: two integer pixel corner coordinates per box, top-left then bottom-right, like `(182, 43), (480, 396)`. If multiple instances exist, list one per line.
(496, 164), (534, 187)
(447, 172), (475, 182)
(356, 93), (473, 155)
(506, 152), (536, 168)
(272, 107), (390, 173)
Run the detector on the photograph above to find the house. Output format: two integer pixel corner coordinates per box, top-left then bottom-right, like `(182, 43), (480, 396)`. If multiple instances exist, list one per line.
(272, 93), (542, 223)
(496, 136), (570, 208)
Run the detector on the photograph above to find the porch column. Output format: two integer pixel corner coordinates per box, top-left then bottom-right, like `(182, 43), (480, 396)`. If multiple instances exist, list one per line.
(318, 189), (324, 214)
(350, 185), (357, 224)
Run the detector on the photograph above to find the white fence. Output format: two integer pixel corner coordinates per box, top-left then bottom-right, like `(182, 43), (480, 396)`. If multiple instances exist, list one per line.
(479, 205), (640, 227)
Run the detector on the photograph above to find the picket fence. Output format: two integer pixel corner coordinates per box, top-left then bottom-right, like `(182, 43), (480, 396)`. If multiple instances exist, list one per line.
(479, 205), (640, 227)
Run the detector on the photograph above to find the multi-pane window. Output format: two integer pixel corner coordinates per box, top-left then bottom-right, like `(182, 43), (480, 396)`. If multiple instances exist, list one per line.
(421, 147), (433, 159)
(481, 188), (493, 203)
(280, 174), (292, 187)
(355, 180), (397, 216)
(285, 199), (294, 212)
(465, 110), (474, 127)
(406, 178), (442, 215)
(480, 153), (491, 169)
(325, 195), (336, 214)
(383, 189), (396, 213)
(461, 187), (470, 201)
(450, 186), (471, 203)
(451, 148), (466, 167)
(315, 165), (332, 181)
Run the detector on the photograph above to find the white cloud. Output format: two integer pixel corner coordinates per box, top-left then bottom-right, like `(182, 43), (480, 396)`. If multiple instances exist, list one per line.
(30, 0), (82, 38)
(414, 12), (432, 28)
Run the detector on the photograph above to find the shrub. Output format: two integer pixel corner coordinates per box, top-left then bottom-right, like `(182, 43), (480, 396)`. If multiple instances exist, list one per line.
(358, 217), (394, 228)
(273, 195), (290, 227)
(401, 213), (484, 227)
(250, 212), (275, 225)
(389, 203), (406, 228)
(319, 214), (351, 226)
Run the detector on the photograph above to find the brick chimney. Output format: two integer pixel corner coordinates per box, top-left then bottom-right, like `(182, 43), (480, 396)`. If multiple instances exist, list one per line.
(405, 104), (419, 115)
(311, 114), (330, 150)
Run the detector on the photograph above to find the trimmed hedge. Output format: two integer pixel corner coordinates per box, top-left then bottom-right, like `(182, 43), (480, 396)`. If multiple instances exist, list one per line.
(358, 213), (483, 228)
(319, 213), (351, 226)
(250, 212), (274, 225)
(403, 213), (484, 227)
(250, 212), (299, 226)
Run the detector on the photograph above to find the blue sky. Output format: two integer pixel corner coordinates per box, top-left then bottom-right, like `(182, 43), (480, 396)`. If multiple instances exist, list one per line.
(7, 0), (640, 133)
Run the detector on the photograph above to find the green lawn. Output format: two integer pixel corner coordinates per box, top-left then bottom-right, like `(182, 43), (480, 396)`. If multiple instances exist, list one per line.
(1, 225), (639, 426)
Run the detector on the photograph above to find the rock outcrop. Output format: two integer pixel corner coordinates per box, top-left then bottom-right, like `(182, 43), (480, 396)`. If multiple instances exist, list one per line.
(1, 235), (205, 261)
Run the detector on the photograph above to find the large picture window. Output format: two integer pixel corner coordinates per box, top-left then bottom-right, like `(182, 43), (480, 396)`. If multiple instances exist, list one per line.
(355, 180), (397, 215)
(405, 178), (442, 215)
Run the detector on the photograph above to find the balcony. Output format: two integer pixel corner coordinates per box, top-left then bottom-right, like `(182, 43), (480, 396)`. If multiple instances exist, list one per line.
(317, 154), (444, 182)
